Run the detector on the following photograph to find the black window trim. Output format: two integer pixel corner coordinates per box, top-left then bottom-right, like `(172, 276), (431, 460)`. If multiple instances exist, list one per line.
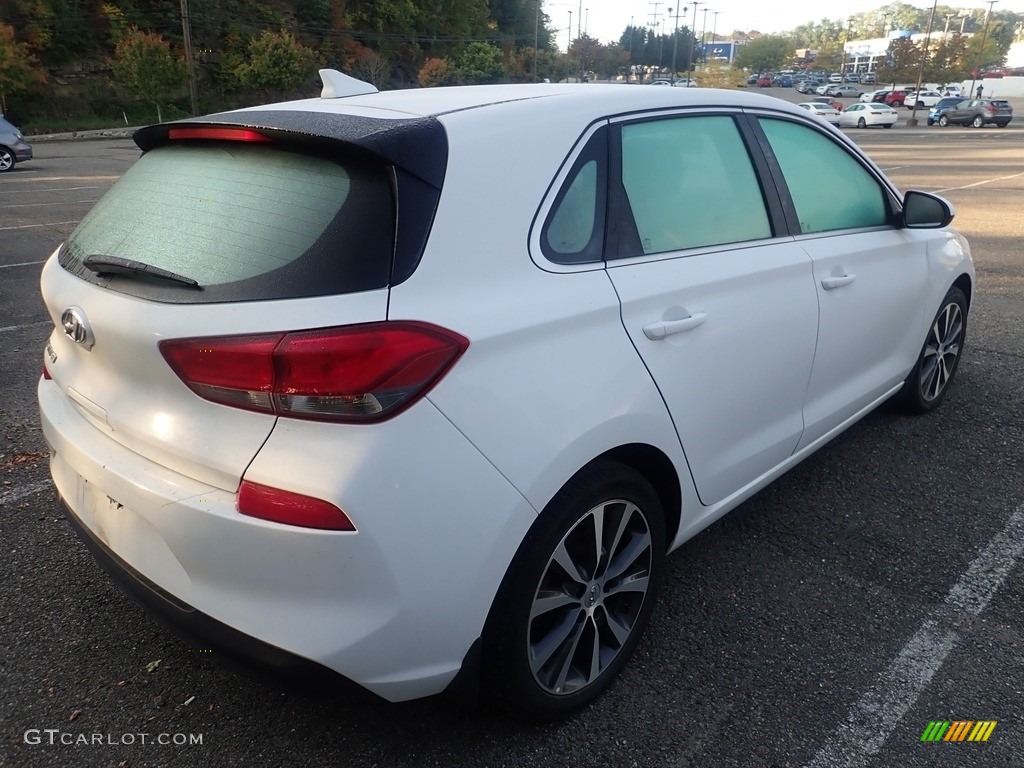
(537, 125), (609, 266)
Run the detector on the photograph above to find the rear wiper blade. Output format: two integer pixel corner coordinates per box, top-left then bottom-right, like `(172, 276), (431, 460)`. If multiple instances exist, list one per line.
(83, 254), (200, 288)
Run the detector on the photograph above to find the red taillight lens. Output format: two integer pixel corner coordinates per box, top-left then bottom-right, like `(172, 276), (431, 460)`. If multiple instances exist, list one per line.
(237, 480), (355, 531)
(159, 322), (468, 422)
(42, 362), (52, 380)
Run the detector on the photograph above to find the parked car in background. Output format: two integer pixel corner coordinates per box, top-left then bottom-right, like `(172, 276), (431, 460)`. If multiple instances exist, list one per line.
(757, 76), (773, 87)
(827, 84), (863, 98)
(932, 98), (1013, 128)
(885, 90), (911, 107)
(0, 115), (32, 172)
(828, 72), (843, 83)
(861, 89), (889, 103)
(861, 73), (877, 85)
(941, 84), (962, 97)
(839, 102), (899, 128)
(927, 97), (963, 125)
(903, 90), (944, 109)
(814, 83), (832, 96)
(844, 73), (861, 83)
(797, 102), (842, 125)
(37, 72), (974, 721)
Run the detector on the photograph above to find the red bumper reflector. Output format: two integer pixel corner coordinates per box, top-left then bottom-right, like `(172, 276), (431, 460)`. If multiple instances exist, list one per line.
(237, 481), (356, 531)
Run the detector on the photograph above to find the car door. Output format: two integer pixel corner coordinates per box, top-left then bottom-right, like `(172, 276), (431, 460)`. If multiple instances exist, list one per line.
(753, 116), (931, 450)
(605, 113), (819, 506)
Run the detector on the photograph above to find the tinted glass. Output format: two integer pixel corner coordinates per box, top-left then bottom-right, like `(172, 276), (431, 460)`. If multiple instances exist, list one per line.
(545, 160), (598, 256)
(61, 142), (394, 302)
(619, 115), (771, 255)
(759, 119), (888, 234)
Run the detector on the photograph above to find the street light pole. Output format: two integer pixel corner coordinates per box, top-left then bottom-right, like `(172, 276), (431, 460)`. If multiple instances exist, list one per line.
(700, 7), (710, 66)
(687, 1), (702, 85)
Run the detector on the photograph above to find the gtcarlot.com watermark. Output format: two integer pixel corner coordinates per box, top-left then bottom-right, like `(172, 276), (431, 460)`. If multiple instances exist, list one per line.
(24, 729), (203, 746)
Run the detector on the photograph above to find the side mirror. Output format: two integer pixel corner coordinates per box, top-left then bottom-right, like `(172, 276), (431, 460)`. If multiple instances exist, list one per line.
(902, 190), (955, 229)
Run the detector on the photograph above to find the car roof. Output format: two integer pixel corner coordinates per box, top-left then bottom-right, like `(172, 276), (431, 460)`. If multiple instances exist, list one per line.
(233, 82), (807, 124)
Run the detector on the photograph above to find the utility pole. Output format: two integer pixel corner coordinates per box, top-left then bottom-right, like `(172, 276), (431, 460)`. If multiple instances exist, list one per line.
(533, 0), (539, 81)
(908, 0), (938, 126)
(180, 0), (199, 116)
(670, 7), (686, 82)
(968, 0), (998, 100)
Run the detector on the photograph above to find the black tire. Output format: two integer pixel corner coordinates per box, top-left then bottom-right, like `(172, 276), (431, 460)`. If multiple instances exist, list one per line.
(896, 286), (967, 414)
(927, 118), (934, 126)
(972, 115), (984, 128)
(916, 101), (925, 109)
(482, 460), (666, 720)
(883, 123), (892, 128)
(0, 146), (15, 173)
(857, 117), (867, 128)
(938, 115), (949, 127)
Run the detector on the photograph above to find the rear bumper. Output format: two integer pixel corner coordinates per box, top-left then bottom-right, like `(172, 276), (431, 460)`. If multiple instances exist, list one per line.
(39, 376), (537, 702)
(60, 497), (372, 698)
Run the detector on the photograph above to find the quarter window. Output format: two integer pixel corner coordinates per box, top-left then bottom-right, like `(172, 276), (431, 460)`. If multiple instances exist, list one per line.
(618, 115), (772, 256)
(759, 118), (889, 234)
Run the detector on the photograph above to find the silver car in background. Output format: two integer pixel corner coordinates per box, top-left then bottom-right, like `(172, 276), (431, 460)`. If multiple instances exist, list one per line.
(0, 115), (33, 172)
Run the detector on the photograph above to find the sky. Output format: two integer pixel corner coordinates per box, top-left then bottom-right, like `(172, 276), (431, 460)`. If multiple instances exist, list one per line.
(547, 0), (1024, 46)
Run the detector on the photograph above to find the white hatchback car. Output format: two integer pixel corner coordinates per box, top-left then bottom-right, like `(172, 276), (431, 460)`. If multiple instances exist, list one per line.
(39, 71), (973, 720)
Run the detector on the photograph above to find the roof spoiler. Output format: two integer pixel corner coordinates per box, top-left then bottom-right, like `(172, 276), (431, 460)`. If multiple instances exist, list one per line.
(319, 69), (378, 99)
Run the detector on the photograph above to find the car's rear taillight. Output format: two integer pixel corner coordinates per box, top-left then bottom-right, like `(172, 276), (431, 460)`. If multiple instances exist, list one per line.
(159, 322), (468, 423)
(237, 480), (355, 531)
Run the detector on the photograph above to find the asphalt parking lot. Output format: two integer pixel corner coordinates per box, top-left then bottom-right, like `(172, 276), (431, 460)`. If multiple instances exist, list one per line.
(2, 110), (1023, 768)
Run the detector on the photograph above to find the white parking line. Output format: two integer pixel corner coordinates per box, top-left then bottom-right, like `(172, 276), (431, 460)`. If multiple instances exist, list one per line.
(0, 186), (99, 195)
(0, 260), (47, 269)
(934, 171), (1024, 194)
(0, 320), (50, 333)
(0, 480), (54, 507)
(806, 502), (1024, 767)
(0, 221), (78, 231)
(6, 199), (98, 209)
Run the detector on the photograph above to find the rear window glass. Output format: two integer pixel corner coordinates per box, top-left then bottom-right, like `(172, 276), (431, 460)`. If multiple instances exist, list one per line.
(61, 142), (394, 303)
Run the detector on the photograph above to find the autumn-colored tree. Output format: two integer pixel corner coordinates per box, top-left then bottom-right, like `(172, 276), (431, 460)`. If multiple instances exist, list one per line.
(109, 27), (185, 123)
(234, 30), (323, 95)
(350, 49), (391, 89)
(0, 22), (48, 115)
(418, 57), (458, 87)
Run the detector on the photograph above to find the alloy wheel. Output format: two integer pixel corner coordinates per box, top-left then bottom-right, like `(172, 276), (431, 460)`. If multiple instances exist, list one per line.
(527, 498), (653, 696)
(920, 300), (964, 402)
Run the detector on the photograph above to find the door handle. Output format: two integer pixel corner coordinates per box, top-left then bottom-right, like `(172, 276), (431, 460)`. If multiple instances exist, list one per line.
(642, 313), (708, 340)
(821, 273), (857, 290)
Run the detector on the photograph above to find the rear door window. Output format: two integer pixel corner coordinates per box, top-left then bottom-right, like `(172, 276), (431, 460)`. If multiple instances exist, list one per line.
(61, 141), (395, 303)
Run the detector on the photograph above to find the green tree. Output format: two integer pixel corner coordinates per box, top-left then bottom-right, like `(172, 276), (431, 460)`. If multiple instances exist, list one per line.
(455, 41), (505, 84)
(234, 30), (323, 95)
(876, 36), (921, 87)
(109, 27), (185, 123)
(733, 35), (794, 73)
